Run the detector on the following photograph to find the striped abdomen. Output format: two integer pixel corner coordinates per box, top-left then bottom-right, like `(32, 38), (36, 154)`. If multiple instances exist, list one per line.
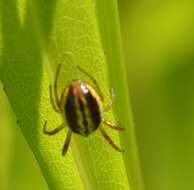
(65, 81), (101, 136)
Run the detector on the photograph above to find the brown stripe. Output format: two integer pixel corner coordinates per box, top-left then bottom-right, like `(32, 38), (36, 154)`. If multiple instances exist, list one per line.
(65, 86), (81, 134)
(78, 98), (89, 134)
(84, 89), (101, 131)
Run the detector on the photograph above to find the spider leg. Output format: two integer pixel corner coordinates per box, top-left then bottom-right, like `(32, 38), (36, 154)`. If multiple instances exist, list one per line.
(49, 63), (62, 112)
(76, 65), (104, 100)
(62, 130), (72, 156)
(53, 63), (62, 107)
(100, 126), (124, 152)
(43, 120), (65, 135)
(102, 119), (124, 131)
(49, 85), (60, 112)
(103, 88), (115, 112)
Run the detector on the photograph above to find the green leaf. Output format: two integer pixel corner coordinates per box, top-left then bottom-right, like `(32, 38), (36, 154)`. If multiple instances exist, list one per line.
(95, 1), (144, 190)
(0, 82), (48, 190)
(0, 0), (133, 190)
(0, 82), (13, 190)
(0, 0), (84, 189)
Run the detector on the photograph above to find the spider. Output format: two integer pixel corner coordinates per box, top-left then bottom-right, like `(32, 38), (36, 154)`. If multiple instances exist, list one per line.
(44, 62), (124, 156)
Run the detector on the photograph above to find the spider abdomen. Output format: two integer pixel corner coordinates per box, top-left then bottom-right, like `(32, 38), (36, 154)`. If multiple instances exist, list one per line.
(65, 81), (101, 136)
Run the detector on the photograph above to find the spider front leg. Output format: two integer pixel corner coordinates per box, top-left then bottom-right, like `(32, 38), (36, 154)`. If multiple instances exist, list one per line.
(76, 65), (104, 100)
(49, 85), (60, 112)
(103, 88), (115, 112)
(50, 63), (63, 113)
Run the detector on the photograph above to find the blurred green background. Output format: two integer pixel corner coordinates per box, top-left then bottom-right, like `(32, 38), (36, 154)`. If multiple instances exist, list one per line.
(119, 0), (194, 190)
(0, 0), (193, 190)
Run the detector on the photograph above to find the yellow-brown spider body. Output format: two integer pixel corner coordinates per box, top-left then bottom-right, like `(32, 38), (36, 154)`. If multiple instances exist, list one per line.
(63, 80), (102, 136)
(44, 64), (124, 156)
